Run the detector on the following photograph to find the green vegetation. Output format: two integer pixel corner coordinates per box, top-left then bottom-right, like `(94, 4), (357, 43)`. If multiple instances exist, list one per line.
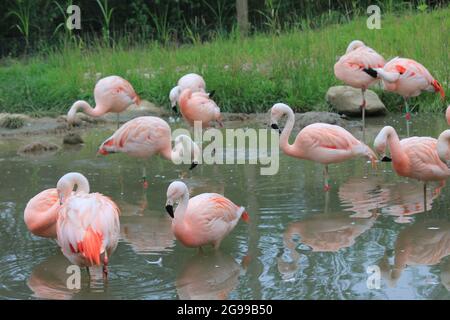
(0, 7), (449, 116)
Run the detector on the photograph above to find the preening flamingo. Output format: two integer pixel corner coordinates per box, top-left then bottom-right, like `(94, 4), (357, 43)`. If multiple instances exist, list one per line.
(364, 57), (445, 136)
(56, 172), (120, 278)
(178, 88), (223, 129)
(334, 40), (385, 140)
(374, 126), (450, 207)
(169, 73), (215, 113)
(67, 75), (141, 128)
(269, 103), (377, 191)
(164, 181), (249, 250)
(98, 116), (201, 187)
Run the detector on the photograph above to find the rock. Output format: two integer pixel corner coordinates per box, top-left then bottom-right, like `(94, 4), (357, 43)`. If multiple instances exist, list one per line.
(326, 86), (387, 117)
(295, 112), (347, 129)
(18, 141), (60, 155)
(63, 133), (84, 145)
(0, 113), (28, 129)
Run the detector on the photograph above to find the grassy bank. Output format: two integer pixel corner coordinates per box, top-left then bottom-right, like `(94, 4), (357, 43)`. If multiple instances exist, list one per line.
(0, 8), (449, 116)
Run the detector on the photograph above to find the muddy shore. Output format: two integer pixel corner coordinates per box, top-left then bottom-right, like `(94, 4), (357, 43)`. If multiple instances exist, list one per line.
(0, 100), (366, 140)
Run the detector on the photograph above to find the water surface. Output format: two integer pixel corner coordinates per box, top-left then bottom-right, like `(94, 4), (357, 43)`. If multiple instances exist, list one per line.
(1, 114), (450, 300)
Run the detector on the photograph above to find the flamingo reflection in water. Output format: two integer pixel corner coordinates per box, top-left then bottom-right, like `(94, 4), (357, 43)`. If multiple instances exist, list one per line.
(27, 254), (80, 300)
(338, 176), (390, 218)
(176, 251), (246, 300)
(119, 193), (175, 257)
(378, 219), (450, 288)
(277, 212), (378, 280)
(381, 181), (444, 223)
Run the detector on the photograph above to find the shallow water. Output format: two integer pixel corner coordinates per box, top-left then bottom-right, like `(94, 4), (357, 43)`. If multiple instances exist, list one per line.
(1, 114), (450, 300)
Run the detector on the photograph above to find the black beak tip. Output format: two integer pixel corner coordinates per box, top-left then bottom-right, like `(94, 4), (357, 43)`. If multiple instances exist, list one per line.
(270, 123), (281, 134)
(165, 205), (174, 218)
(363, 67), (378, 79)
(381, 156), (392, 162)
(208, 90), (216, 99)
(172, 106), (178, 114)
(189, 161), (199, 170)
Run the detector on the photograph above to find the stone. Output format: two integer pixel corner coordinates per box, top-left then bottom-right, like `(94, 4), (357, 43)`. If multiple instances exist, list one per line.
(295, 111), (347, 129)
(63, 133), (84, 145)
(18, 141), (59, 155)
(326, 86), (387, 117)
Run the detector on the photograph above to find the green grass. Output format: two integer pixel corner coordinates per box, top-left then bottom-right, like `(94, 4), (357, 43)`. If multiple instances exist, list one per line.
(0, 8), (449, 116)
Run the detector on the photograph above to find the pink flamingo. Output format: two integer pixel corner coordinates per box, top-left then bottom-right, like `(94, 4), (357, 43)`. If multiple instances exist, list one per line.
(56, 172), (120, 278)
(445, 106), (450, 125)
(179, 88), (223, 129)
(374, 126), (450, 207)
(164, 181), (249, 250)
(98, 116), (200, 187)
(24, 189), (66, 239)
(364, 57), (445, 136)
(67, 75), (141, 128)
(169, 73), (215, 113)
(270, 103), (377, 191)
(334, 40), (385, 140)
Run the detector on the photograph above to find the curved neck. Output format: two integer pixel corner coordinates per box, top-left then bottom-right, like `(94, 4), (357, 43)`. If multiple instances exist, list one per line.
(178, 89), (192, 108)
(67, 100), (103, 122)
(279, 107), (299, 157)
(57, 172), (90, 203)
(437, 130), (450, 164)
(382, 127), (407, 165)
(174, 190), (190, 223)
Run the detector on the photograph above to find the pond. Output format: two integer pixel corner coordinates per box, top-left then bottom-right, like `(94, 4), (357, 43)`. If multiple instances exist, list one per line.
(0, 113), (450, 300)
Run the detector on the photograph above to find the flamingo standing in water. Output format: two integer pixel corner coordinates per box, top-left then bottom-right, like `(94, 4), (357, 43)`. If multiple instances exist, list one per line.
(67, 75), (141, 128)
(374, 126), (450, 208)
(269, 103), (377, 191)
(364, 57), (445, 136)
(164, 181), (249, 250)
(334, 40), (385, 141)
(169, 73), (215, 113)
(56, 172), (120, 278)
(98, 116), (201, 187)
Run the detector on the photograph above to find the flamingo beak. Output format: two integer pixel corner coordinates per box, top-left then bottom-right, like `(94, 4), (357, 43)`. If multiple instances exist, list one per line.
(381, 155), (392, 162)
(270, 123), (282, 134)
(165, 204), (174, 218)
(172, 105), (178, 114)
(371, 157), (377, 169)
(98, 148), (109, 156)
(208, 90), (216, 99)
(189, 161), (199, 170)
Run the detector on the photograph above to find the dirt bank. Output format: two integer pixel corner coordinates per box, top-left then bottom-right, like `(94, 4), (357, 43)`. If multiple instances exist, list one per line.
(0, 100), (362, 140)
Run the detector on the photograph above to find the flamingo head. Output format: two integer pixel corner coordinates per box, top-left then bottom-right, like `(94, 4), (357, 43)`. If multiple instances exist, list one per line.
(56, 172), (90, 205)
(97, 138), (115, 156)
(270, 103), (292, 134)
(346, 40), (365, 53)
(172, 135), (201, 170)
(373, 126), (393, 162)
(165, 181), (189, 218)
(169, 86), (181, 113)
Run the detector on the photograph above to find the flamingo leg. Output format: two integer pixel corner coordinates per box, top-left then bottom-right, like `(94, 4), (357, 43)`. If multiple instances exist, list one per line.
(323, 165), (330, 192)
(116, 113), (120, 129)
(86, 267), (91, 279)
(141, 166), (148, 189)
(423, 183), (427, 212)
(361, 88), (367, 143)
(103, 251), (109, 280)
(404, 97), (410, 137)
